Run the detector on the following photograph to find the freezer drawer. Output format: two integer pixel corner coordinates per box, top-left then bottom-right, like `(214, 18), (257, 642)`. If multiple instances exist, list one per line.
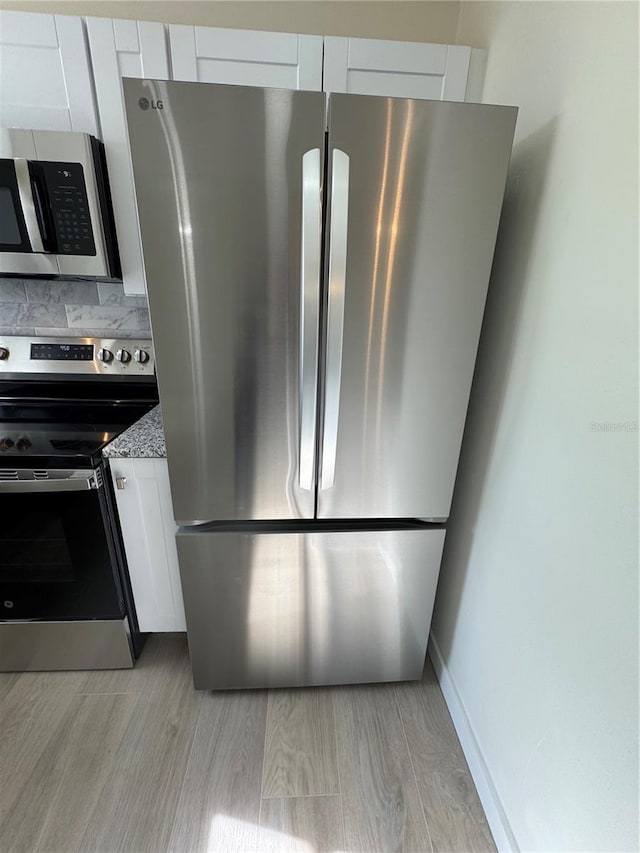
(176, 525), (446, 690)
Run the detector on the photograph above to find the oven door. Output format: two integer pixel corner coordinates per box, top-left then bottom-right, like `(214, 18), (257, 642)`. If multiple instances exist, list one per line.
(0, 468), (125, 621)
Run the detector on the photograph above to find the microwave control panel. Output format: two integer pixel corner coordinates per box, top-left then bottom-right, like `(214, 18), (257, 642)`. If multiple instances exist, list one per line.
(37, 162), (97, 256)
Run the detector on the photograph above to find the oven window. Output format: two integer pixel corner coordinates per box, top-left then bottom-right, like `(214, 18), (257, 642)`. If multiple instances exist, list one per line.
(2, 510), (74, 582)
(0, 486), (123, 621)
(0, 186), (22, 245)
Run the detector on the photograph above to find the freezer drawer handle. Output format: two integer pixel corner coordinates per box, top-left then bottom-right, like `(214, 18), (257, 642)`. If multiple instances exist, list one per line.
(299, 148), (322, 491)
(320, 148), (350, 490)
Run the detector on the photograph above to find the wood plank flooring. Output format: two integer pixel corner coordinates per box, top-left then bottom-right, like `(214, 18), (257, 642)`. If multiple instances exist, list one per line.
(262, 689), (340, 799)
(0, 634), (495, 853)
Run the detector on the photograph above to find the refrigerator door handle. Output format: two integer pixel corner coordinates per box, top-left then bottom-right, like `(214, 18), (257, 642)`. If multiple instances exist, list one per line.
(299, 148), (322, 490)
(320, 148), (350, 490)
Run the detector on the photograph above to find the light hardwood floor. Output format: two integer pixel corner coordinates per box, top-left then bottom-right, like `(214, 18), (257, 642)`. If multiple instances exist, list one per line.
(0, 634), (495, 853)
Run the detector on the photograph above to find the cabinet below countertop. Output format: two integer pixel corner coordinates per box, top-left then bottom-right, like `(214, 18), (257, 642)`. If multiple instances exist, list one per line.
(109, 456), (185, 632)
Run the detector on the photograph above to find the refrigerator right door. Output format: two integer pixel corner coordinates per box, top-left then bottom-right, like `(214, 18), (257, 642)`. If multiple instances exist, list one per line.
(318, 94), (517, 520)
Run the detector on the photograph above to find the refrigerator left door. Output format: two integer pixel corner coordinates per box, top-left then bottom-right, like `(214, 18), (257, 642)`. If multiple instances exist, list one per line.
(124, 80), (325, 523)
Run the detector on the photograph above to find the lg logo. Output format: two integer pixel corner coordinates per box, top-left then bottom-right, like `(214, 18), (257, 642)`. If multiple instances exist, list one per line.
(4, 600), (14, 609)
(138, 97), (164, 111)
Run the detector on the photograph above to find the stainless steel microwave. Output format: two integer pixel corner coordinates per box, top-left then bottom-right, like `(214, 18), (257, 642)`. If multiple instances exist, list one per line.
(0, 129), (120, 279)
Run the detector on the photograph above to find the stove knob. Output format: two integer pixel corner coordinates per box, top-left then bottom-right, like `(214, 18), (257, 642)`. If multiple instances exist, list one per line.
(16, 436), (31, 452)
(0, 346), (9, 360)
(134, 349), (150, 364)
(116, 349), (131, 364)
(97, 347), (114, 363)
(0, 437), (14, 451)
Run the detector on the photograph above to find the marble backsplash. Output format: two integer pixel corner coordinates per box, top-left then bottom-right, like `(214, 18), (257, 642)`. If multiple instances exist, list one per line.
(0, 279), (151, 340)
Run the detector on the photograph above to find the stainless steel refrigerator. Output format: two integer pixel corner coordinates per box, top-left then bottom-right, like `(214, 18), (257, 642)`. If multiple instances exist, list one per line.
(123, 78), (516, 690)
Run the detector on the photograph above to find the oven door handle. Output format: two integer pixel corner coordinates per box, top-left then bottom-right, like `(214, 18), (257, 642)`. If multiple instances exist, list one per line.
(0, 470), (102, 493)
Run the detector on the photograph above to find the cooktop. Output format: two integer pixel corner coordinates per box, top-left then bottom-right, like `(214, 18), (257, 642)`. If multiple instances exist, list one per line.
(0, 335), (158, 468)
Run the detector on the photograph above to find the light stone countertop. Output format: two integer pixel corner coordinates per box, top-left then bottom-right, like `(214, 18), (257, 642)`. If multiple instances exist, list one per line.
(103, 404), (166, 458)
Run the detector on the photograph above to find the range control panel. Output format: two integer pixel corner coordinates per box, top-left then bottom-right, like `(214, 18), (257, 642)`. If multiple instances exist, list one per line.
(0, 336), (154, 377)
(31, 342), (94, 361)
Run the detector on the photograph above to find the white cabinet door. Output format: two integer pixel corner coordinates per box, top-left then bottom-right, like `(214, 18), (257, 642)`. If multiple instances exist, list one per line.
(323, 36), (473, 101)
(170, 24), (323, 90)
(110, 458), (186, 632)
(87, 17), (170, 294)
(0, 11), (98, 133)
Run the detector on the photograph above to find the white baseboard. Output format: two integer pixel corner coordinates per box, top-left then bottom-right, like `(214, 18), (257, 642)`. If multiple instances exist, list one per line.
(428, 633), (519, 853)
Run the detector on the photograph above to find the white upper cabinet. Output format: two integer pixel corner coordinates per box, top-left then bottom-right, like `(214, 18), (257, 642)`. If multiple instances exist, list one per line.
(0, 11), (98, 134)
(86, 17), (170, 294)
(2, 11), (481, 299)
(323, 37), (473, 101)
(169, 25), (323, 90)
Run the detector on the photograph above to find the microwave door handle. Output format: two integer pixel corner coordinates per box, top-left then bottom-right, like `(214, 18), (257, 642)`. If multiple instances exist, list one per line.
(14, 159), (45, 252)
(320, 148), (350, 491)
(29, 166), (56, 252)
(299, 148), (322, 491)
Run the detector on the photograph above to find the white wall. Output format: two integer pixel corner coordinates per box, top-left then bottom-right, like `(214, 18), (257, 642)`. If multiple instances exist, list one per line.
(0, 1), (461, 44)
(431, 2), (639, 851)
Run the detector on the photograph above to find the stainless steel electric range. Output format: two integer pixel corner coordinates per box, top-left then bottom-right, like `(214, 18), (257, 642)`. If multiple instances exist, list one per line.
(0, 335), (158, 671)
